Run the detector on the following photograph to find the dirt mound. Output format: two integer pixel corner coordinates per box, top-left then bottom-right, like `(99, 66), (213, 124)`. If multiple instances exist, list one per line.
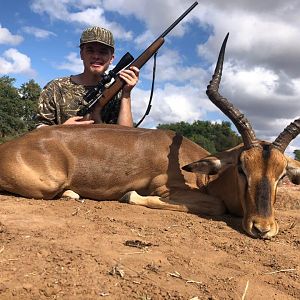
(0, 185), (299, 299)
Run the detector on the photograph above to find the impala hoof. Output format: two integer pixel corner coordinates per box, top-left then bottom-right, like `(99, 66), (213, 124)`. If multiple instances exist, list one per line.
(61, 190), (80, 200)
(119, 192), (132, 203)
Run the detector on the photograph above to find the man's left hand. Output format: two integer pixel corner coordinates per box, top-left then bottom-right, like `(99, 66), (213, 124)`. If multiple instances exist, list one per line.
(119, 66), (139, 96)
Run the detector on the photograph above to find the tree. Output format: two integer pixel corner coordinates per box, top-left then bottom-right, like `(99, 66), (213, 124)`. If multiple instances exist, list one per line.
(19, 79), (41, 130)
(157, 120), (241, 153)
(294, 149), (300, 161)
(0, 76), (25, 139)
(0, 76), (41, 142)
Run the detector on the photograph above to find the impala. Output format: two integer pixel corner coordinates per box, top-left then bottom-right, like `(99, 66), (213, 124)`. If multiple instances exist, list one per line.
(0, 34), (299, 239)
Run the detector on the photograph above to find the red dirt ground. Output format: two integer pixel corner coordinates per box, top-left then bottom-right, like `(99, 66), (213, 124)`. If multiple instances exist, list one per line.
(0, 182), (299, 299)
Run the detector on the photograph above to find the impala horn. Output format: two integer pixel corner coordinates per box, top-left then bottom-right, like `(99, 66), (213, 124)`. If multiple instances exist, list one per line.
(272, 119), (300, 153)
(206, 33), (259, 149)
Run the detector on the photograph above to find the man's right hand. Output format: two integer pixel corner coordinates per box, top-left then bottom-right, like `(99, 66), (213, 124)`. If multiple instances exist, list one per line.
(63, 116), (94, 125)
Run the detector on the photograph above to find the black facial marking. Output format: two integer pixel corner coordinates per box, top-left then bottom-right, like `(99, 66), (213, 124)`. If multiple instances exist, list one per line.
(262, 144), (271, 161)
(255, 176), (272, 216)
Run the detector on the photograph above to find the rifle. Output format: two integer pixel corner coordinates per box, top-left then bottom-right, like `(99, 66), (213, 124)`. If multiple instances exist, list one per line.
(80, 1), (198, 120)
(77, 52), (134, 116)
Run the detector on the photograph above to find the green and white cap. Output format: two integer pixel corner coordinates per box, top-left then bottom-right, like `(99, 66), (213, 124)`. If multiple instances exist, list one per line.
(80, 26), (115, 49)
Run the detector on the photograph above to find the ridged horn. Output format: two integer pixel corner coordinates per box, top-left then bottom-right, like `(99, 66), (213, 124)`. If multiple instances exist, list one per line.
(206, 33), (259, 149)
(272, 119), (300, 152)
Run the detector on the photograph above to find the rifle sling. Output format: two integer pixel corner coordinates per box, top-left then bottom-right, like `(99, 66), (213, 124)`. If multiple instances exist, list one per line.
(135, 52), (157, 127)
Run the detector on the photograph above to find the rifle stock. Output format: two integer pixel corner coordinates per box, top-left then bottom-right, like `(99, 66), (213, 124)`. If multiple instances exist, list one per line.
(99, 37), (164, 108)
(87, 1), (198, 118)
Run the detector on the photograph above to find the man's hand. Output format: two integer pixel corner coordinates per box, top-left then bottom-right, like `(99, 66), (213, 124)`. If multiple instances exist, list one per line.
(63, 116), (94, 125)
(119, 66), (139, 96)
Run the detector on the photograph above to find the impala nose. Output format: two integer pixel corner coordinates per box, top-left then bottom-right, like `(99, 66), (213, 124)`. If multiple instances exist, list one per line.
(253, 223), (271, 239)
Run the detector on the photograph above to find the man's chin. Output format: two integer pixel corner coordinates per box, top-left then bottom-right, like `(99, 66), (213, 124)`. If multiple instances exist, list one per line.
(90, 67), (104, 74)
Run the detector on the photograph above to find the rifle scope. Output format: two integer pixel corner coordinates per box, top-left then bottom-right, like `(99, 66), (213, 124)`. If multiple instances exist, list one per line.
(83, 52), (134, 102)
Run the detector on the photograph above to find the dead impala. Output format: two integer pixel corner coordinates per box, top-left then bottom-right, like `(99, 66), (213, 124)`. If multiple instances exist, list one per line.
(0, 34), (299, 239)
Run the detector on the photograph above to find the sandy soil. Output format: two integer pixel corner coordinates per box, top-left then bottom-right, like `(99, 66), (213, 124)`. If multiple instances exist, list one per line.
(0, 183), (299, 300)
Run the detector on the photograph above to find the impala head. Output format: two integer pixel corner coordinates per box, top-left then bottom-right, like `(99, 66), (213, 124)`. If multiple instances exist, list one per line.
(183, 33), (300, 239)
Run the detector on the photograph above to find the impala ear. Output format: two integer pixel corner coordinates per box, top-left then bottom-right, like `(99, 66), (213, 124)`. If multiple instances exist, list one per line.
(182, 156), (221, 175)
(182, 149), (240, 175)
(286, 156), (300, 185)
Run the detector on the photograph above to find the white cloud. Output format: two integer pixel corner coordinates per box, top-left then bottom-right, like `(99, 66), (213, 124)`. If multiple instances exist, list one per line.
(143, 49), (207, 85)
(134, 30), (155, 50)
(56, 52), (83, 73)
(132, 83), (213, 128)
(190, 0), (300, 153)
(195, 1), (300, 78)
(0, 25), (23, 45)
(103, 0), (198, 37)
(200, 59), (300, 147)
(30, 0), (132, 41)
(30, 0), (70, 20)
(22, 26), (56, 39)
(0, 48), (35, 76)
(220, 62), (280, 102)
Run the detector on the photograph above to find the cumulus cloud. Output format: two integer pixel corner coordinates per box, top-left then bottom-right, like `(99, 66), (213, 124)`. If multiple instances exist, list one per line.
(103, 0), (198, 36)
(22, 26), (56, 39)
(197, 11), (300, 78)
(191, 0), (300, 152)
(30, 0), (71, 20)
(0, 25), (23, 45)
(132, 83), (214, 128)
(56, 52), (83, 73)
(0, 48), (35, 76)
(30, 0), (132, 41)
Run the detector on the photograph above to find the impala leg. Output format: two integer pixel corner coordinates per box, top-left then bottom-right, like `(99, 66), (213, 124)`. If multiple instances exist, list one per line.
(120, 190), (226, 216)
(120, 191), (189, 212)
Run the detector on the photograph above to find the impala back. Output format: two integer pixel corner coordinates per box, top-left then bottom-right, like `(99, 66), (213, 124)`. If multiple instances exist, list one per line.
(0, 124), (208, 200)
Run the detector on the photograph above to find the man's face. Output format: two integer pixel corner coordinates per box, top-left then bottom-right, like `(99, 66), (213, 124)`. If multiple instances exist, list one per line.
(80, 42), (114, 75)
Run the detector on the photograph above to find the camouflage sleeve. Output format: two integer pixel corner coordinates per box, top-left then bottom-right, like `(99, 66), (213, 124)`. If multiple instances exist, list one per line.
(35, 81), (58, 126)
(100, 90), (122, 124)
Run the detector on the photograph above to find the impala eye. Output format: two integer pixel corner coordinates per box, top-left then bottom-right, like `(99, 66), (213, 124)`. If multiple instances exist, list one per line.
(279, 173), (286, 181)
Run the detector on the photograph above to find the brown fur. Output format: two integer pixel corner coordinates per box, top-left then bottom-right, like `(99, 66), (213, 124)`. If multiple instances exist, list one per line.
(1, 124), (299, 239)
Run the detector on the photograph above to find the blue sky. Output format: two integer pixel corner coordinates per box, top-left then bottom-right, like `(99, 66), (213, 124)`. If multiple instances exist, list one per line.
(1, 0), (300, 154)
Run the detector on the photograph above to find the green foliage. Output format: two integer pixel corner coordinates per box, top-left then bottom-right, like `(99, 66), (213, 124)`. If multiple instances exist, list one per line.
(19, 79), (41, 131)
(0, 76), (41, 142)
(0, 76), (25, 139)
(157, 120), (242, 153)
(293, 149), (300, 161)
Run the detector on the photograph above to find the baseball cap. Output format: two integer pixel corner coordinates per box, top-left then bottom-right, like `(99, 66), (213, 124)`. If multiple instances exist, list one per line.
(80, 26), (115, 49)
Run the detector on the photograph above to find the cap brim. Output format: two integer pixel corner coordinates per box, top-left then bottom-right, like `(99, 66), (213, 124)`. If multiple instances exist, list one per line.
(80, 40), (114, 49)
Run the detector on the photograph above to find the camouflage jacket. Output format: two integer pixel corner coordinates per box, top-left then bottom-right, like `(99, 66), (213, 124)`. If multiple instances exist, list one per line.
(36, 76), (122, 126)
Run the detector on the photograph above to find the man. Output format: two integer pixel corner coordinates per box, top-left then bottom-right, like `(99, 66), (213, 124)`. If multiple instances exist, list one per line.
(36, 26), (139, 127)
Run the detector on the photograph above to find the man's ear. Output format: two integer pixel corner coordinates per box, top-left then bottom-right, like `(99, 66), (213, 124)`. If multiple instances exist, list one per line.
(80, 48), (83, 61)
(110, 53), (115, 65)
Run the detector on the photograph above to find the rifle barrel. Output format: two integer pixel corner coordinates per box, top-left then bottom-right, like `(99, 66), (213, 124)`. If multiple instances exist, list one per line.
(83, 1), (199, 117)
(159, 1), (198, 38)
